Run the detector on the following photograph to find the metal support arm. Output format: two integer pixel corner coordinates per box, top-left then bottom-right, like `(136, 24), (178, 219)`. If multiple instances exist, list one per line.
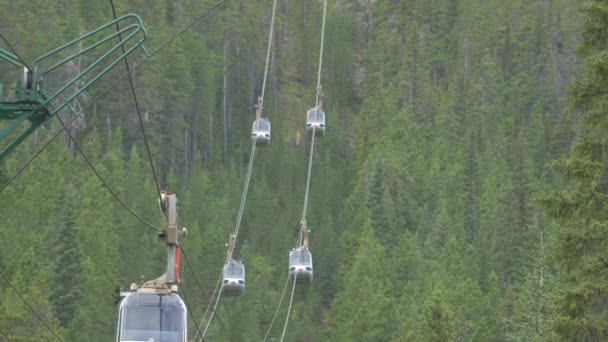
(0, 14), (148, 161)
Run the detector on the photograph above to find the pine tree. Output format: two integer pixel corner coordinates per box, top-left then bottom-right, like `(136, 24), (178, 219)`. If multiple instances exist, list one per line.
(49, 184), (82, 328)
(420, 289), (456, 342)
(327, 222), (391, 340)
(510, 231), (558, 342)
(542, 1), (608, 340)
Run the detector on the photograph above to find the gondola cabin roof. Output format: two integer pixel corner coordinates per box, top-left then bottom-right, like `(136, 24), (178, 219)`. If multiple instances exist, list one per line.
(117, 291), (187, 342)
(289, 249), (313, 266)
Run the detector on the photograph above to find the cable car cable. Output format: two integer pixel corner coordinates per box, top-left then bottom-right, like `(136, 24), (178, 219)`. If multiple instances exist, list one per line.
(0, 111), (82, 196)
(195, 272), (222, 340)
(199, 142), (256, 340)
(229, 142), (256, 259)
(262, 274), (290, 341)
(314, 0), (328, 106)
(55, 115), (163, 231)
(260, 0), (278, 102)
(109, 0), (166, 220)
(279, 275), (298, 342)
(178, 283), (207, 342)
(0, 268), (63, 341)
(277, 1), (328, 340)
(199, 0), (278, 338)
(0, 32), (31, 70)
(181, 247), (233, 340)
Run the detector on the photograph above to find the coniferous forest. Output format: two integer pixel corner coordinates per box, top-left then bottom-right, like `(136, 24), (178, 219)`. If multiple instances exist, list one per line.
(0, 0), (607, 341)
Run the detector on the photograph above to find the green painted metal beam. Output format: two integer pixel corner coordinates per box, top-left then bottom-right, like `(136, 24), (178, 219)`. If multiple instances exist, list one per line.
(0, 13), (147, 161)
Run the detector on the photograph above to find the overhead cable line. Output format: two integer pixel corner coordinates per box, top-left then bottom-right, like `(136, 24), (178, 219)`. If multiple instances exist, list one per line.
(278, 1), (328, 340)
(201, 142), (256, 337)
(198, 0), (278, 339)
(228, 142), (257, 261)
(262, 274), (290, 341)
(0, 268), (63, 341)
(55, 115), (163, 232)
(279, 272), (299, 342)
(110, 0), (166, 219)
(260, 0), (278, 101)
(195, 272), (222, 341)
(181, 246), (233, 340)
(0, 32), (31, 70)
(179, 282), (207, 342)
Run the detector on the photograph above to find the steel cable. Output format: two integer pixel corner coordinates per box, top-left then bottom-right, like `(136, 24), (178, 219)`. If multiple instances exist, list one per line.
(109, 0), (166, 220)
(198, 0), (278, 338)
(277, 0), (328, 339)
(0, 32), (31, 70)
(0, 268), (63, 341)
(181, 247), (233, 340)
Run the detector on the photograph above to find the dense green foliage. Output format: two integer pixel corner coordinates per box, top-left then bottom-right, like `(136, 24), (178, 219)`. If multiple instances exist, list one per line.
(0, 0), (604, 341)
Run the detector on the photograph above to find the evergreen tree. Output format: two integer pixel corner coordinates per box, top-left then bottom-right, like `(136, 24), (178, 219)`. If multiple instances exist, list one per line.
(510, 231), (558, 342)
(543, 0), (608, 340)
(327, 222), (390, 341)
(420, 289), (456, 342)
(49, 184), (82, 328)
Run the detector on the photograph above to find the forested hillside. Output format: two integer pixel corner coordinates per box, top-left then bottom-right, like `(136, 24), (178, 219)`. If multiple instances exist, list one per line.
(0, 0), (606, 341)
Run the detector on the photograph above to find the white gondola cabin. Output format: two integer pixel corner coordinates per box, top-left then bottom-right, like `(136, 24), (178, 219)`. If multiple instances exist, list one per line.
(306, 108), (325, 136)
(289, 249), (313, 283)
(222, 261), (245, 296)
(116, 290), (187, 342)
(252, 118), (271, 146)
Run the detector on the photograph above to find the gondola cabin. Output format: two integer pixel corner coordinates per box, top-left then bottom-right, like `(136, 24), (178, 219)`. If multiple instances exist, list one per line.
(222, 261), (245, 296)
(289, 249), (313, 283)
(252, 118), (271, 146)
(306, 108), (325, 136)
(116, 289), (187, 342)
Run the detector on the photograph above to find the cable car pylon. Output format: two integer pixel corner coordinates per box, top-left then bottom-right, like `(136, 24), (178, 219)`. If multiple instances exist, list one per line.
(116, 192), (188, 342)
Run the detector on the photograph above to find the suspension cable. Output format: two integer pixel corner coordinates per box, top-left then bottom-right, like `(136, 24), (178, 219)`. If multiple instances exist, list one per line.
(193, 272), (223, 341)
(262, 274), (290, 341)
(227, 142), (256, 261)
(199, 0), (279, 338)
(301, 0), (326, 225)
(260, 0), (278, 102)
(315, 0), (328, 104)
(109, 0), (166, 220)
(0, 268), (63, 341)
(300, 125), (317, 226)
(181, 247), (233, 340)
(279, 276), (298, 342)
(179, 285), (206, 342)
(199, 275), (223, 339)
(0, 32), (31, 70)
(56, 115), (163, 231)
(198, 141), (256, 340)
(278, 1), (328, 340)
